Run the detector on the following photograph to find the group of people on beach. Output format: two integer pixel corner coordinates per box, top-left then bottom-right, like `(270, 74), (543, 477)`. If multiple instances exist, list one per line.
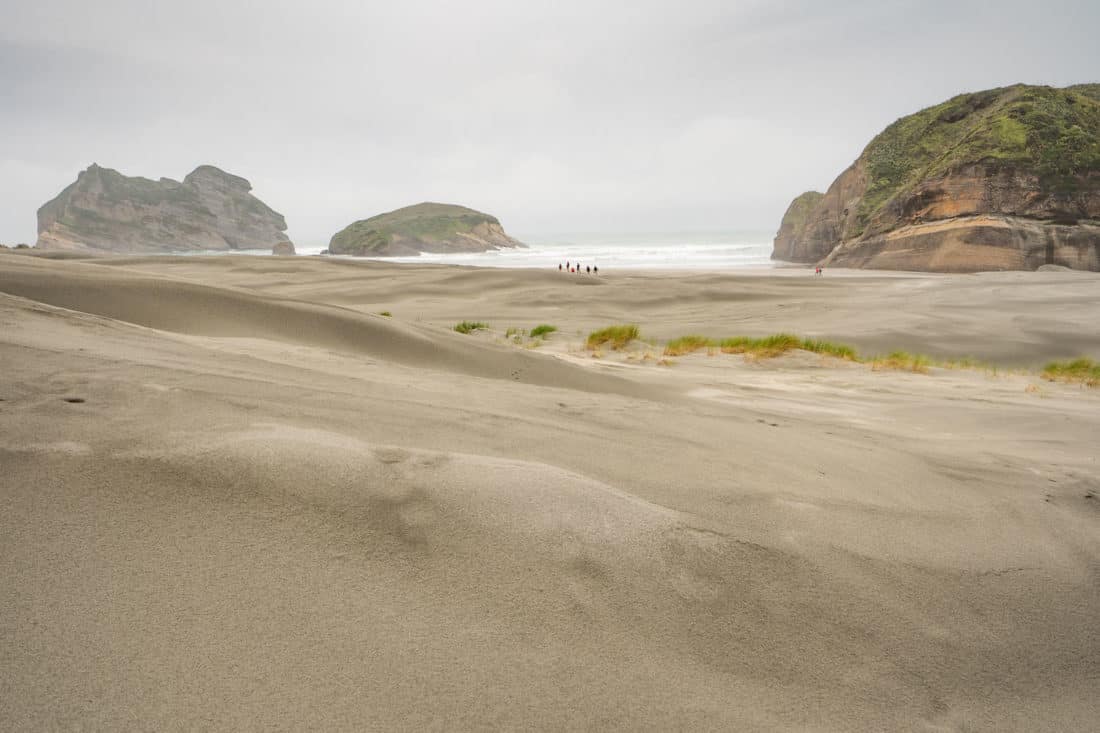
(559, 261), (598, 274)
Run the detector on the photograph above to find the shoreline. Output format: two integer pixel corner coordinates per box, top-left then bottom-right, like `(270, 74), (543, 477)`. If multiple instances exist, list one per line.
(14, 244), (1100, 278)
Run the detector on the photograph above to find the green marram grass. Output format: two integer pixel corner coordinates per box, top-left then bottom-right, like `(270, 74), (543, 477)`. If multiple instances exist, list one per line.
(870, 351), (932, 374)
(664, 335), (715, 356)
(650, 329), (1099, 384)
(586, 324), (639, 350)
(454, 321), (489, 334)
(719, 334), (802, 357)
(798, 339), (856, 360)
(1042, 358), (1100, 386)
(529, 324), (558, 338)
(719, 334), (858, 360)
(663, 333), (858, 360)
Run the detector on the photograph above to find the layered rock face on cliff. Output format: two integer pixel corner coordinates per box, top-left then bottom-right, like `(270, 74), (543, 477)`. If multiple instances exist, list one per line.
(774, 84), (1100, 272)
(36, 164), (292, 253)
(329, 202), (525, 256)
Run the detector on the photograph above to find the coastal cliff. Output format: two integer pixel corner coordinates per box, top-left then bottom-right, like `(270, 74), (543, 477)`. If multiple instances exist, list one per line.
(774, 84), (1100, 271)
(772, 191), (825, 262)
(329, 202), (524, 256)
(36, 164), (292, 253)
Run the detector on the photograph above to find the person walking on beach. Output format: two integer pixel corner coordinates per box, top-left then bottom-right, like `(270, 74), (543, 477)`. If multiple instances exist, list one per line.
(559, 263), (562, 271)
(593, 266), (598, 275)
(586, 265), (590, 274)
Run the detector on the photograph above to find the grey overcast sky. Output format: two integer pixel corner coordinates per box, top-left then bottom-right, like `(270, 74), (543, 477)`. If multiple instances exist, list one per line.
(1, 0), (1097, 245)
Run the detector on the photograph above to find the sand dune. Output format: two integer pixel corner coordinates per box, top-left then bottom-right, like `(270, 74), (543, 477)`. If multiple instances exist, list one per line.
(84, 254), (1100, 364)
(1, 254), (1098, 730)
(0, 256), (646, 396)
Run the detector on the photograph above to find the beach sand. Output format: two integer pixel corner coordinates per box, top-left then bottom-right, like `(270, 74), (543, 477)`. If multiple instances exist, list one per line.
(2, 252), (1098, 730)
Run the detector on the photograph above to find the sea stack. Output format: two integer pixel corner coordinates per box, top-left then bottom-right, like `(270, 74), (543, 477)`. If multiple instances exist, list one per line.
(329, 202), (525, 256)
(36, 164), (293, 254)
(774, 84), (1100, 271)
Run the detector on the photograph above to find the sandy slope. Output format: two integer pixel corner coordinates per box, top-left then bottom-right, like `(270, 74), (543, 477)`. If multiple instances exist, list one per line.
(1, 253), (1098, 731)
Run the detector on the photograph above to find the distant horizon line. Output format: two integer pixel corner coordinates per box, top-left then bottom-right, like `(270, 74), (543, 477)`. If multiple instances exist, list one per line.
(6, 226), (780, 248)
(274, 229), (779, 248)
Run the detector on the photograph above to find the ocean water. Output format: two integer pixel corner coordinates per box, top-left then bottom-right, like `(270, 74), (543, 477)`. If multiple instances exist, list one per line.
(291, 230), (776, 270)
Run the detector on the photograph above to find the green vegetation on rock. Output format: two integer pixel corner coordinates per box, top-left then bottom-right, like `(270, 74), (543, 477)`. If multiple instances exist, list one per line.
(329, 202), (521, 256)
(1068, 84), (1100, 103)
(857, 84), (1100, 233)
(781, 191), (824, 232)
(775, 83), (1100, 271)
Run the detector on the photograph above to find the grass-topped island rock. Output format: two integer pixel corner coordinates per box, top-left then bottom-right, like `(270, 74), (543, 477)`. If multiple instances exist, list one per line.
(329, 202), (525, 256)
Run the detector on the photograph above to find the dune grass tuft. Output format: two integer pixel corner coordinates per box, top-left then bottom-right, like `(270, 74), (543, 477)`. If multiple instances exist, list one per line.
(661, 333), (860, 360)
(799, 338), (858, 361)
(454, 321), (489, 334)
(1042, 357), (1100, 386)
(530, 324), (558, 338)
(378, 311), (392, 317)
(587, 324), (639, 350)
(635, 326), (1085, 383)
(721, 334), (859, 360)
(719, 333), (802, 358)
(664, 335), (715, 356)
(871, 350), (931, 373)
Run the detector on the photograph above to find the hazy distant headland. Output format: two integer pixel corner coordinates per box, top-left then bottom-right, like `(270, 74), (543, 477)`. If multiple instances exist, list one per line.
(35, 164), (293, 254)
(774, 83), (1100, 272)
(328, 202), (525, 256)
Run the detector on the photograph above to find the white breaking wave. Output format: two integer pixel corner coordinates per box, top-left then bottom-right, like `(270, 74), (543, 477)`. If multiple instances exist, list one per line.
(293, 231), (776, 270)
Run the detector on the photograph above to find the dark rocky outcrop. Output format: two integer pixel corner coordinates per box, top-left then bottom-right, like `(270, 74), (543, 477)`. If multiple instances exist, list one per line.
(329, 202), (524, 256)
(773, 191), (825, 262)
(774, 84), (1100, 271)
(36, 164), (292, 253)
